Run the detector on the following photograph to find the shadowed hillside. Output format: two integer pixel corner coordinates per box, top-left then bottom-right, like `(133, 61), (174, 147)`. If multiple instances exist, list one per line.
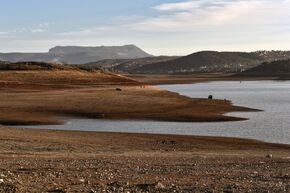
(237, 59), (290, 78)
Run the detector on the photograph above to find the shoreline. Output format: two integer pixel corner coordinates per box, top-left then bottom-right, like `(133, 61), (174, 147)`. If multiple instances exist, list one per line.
(0, 83), (257, 126)
(128, 73), (284, 85)
(1, 126), (290, 153)
(8, 123), (289, 146)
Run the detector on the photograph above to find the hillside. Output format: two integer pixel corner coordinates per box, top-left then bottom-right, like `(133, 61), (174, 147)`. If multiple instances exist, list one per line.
(0, 45), (152, 64)
(237, 59), (290, 78)
(85, 56), (179, 72)
(0, 61), (138, 87)
(129, 51), (290, 74)
(131, 51), (261, 74)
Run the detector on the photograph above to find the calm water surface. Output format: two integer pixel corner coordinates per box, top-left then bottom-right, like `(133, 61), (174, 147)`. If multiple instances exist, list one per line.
(20, 81), (290, 144)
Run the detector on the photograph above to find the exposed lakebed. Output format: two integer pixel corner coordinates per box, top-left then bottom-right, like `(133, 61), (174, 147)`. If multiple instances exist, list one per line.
(18, 81), (290, 144)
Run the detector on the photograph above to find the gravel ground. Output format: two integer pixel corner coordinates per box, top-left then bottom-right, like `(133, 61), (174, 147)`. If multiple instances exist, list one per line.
(0, 127), (289, 193)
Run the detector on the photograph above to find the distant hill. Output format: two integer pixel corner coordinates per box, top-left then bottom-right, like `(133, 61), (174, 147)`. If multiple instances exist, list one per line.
(131, 51), (261, 74)
(0, 45), (152, 64)
(237, 59), (290, 78)
(2, 49), (290, 74)
(128, 51), (290, 74)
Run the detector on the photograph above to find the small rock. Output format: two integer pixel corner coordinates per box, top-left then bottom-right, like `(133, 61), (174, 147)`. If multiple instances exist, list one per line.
(79, 178), (85, 183)
(266, 154), (273, 158)
(155, 182), (165, 189)
(170, 140), (176, 145)
(252, 171), (258, 175)
(47, 188), (66, 193)
(0, 179), (3, 183)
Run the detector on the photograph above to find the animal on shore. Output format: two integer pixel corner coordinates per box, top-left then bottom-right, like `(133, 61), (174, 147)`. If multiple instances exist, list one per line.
(208, 95), (213, 100)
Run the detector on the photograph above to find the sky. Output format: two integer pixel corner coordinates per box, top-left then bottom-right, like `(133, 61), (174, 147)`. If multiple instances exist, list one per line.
(0, 0), (290, 55)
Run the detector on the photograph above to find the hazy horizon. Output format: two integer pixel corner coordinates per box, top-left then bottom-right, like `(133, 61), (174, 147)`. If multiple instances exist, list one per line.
(1, 45), (290, 57)
(1, 0), (290, 55)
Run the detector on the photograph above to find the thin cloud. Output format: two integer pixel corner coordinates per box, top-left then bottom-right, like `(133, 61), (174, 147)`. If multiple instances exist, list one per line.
(154, 1), (200, 11)
(131, 0), (290, 31)
(30, 28), (46, 33)
(57, 26), (118, 37)
(153, 0), (234, 12)
(11, 22), (50, 34)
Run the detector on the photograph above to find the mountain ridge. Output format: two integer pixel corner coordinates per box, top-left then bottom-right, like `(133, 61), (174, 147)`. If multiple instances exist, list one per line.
(0, 45), (152, 64)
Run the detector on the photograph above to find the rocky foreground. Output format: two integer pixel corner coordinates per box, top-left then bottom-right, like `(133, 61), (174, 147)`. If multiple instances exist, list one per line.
(0, 127), (289, 192)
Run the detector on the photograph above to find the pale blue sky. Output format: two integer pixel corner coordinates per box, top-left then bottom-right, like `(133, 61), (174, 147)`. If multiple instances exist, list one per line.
(0, 0), (290, 55)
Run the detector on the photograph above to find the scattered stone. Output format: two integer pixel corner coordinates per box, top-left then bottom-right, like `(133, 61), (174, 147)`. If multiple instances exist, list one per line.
(79, 178), (85, 183)
(47, 188), (66, 193)
(0, 183), (16, 193)
(252, 171), (258, 175)
(135, 183), (152, 191)
(160, 140), (176, 145)
(266, 154), (273, 158)
(155, 182), (166, 189)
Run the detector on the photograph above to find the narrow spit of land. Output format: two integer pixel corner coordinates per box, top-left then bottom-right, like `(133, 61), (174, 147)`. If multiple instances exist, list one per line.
(0, 62), (255, 125)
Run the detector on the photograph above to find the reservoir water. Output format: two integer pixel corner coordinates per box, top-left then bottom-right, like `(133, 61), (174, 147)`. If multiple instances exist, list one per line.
(20, 81), (290, 144)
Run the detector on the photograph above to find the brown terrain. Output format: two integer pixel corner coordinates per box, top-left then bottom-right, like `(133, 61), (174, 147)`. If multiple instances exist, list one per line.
(0, 62), (255, 125)
(0, 62), (289, 192)
(0, 127), (290, 192)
